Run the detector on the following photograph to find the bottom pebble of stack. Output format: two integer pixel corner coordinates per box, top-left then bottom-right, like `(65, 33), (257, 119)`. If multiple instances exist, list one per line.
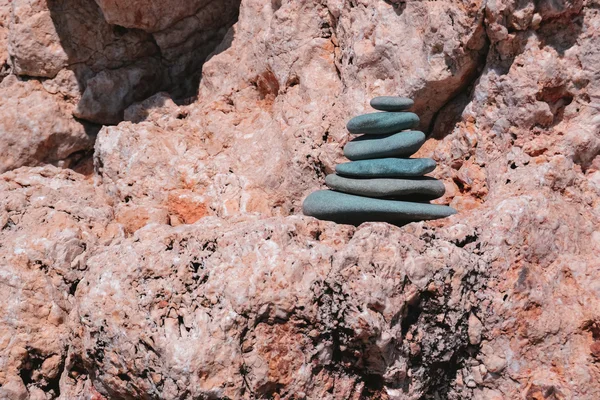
(303, 190), (457, 225)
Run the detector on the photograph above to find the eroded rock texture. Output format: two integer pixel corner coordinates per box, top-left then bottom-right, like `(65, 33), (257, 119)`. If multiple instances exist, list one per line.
(0, 0), (240, 172)
(1, 0), (600, 399)
(0, 167), (119, 400)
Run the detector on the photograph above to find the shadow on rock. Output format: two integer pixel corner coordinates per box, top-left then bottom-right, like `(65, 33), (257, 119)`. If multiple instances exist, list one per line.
(45, 0), (241, 125)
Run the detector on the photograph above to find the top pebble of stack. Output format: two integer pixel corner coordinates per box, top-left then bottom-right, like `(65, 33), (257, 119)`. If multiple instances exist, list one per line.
(346, 96), (419, 134)
(370, 96), (414, 111)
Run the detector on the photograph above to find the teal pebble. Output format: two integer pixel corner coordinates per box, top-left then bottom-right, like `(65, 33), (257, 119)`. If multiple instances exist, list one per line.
(344, 131), (426, 160)
(325, 174), (446, 199)
(302, 190), (457, 225)
(346, 112), (419, 134)
(370, 96), (414, 111)
(336, 158), (436, 178)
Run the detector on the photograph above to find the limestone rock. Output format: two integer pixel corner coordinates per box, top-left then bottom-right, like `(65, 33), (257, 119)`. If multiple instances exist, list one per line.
(0, 0), (12, 81)
(7, 0), (69, 78)
(93, 0), (221, 32)
(151, 0), (241, 97)
(468, 313), (483, 345)
(0, 166), (117, 398)
(0, 0), (599, 399)
(1, 0), (239, 133)
(74, 60), (166, 125)
(73, 216), (478, 399)
(0, 76), (94, 173)
(7, 0), (158, 79)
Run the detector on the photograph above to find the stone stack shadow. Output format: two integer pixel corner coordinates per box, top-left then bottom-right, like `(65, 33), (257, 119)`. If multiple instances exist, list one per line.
(303, 96), (457, 225)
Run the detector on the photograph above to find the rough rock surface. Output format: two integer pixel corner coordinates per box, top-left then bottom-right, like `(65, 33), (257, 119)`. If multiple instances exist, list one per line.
(93, 0), (229, 33)
(0, 167), (118, 400)
(0, 0), (240, 170)
(1, 0), (600, 399)
(0, 76), (94, 174)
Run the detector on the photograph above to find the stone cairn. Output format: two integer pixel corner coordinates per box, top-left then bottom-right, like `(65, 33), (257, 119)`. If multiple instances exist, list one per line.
(303, 96), (457, 225)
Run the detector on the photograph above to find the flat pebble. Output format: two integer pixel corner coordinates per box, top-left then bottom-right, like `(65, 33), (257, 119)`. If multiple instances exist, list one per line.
(302, 190), (457, 225)
(370, 96), (414, 111)
(344, 131), (426, 160)
(336, 158), (436, 178)
(346, 112), (419, 134)
(325, 174), (446, 199)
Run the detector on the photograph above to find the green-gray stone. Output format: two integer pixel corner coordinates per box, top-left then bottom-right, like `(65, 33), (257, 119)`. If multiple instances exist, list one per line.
(343, 131), (426, 160)
(346, 112), (419, 134)
(370, 96), (414, 111)
(302, 190), (456, 225)
(336, 158), (436, 178)
(325, 174), (446, 199)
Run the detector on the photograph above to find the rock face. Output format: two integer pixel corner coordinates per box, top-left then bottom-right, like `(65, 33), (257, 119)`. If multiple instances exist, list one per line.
(0, 76), (94, 173)
(0, 167), (118, 400)
(92, 0), (219, 32)
(0, 0), (240, 171)
(1, 0), (600, 399)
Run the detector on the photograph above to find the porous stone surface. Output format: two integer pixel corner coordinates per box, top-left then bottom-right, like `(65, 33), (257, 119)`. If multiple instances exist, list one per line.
(0, 1), (9, 81)
(73, 60), (166, 125)
(0, 75), (94, 173)
(347, 112), (420, 134)
(1, 0), (600, 399)
(303, 190), (456, 224)
(0, 0), (240, 167)
(0, 166), (118, 400)
(336, 158), (437, 178)
(93, 0), (229, 33)
(326, 174), (446, 199)
(344, 131), (426, 160)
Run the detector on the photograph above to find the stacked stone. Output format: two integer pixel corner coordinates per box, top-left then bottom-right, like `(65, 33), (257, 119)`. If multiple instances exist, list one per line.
(303, 96), (456, 225)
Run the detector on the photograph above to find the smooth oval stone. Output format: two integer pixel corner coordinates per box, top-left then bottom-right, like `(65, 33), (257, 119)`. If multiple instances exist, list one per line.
(336, 158), (436, 178)
(344, 131), (426, 160)
(346, 112), (419, 134)
(302, 190), (456, 225)
(325, 174), (446, 199)
(370, 96), (414, 111)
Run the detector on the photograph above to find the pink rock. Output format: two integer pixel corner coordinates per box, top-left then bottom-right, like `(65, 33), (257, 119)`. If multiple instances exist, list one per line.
(93, 0), (236, 33)
(74, 60), (166, 125)
(0, 166), (118, 397)
(0, 0), (599, 398)
(0, 76), (93, 173)
(8, 0), (69, 78)
(3, 0), (239, 129)
(0, 0), (10, 81)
